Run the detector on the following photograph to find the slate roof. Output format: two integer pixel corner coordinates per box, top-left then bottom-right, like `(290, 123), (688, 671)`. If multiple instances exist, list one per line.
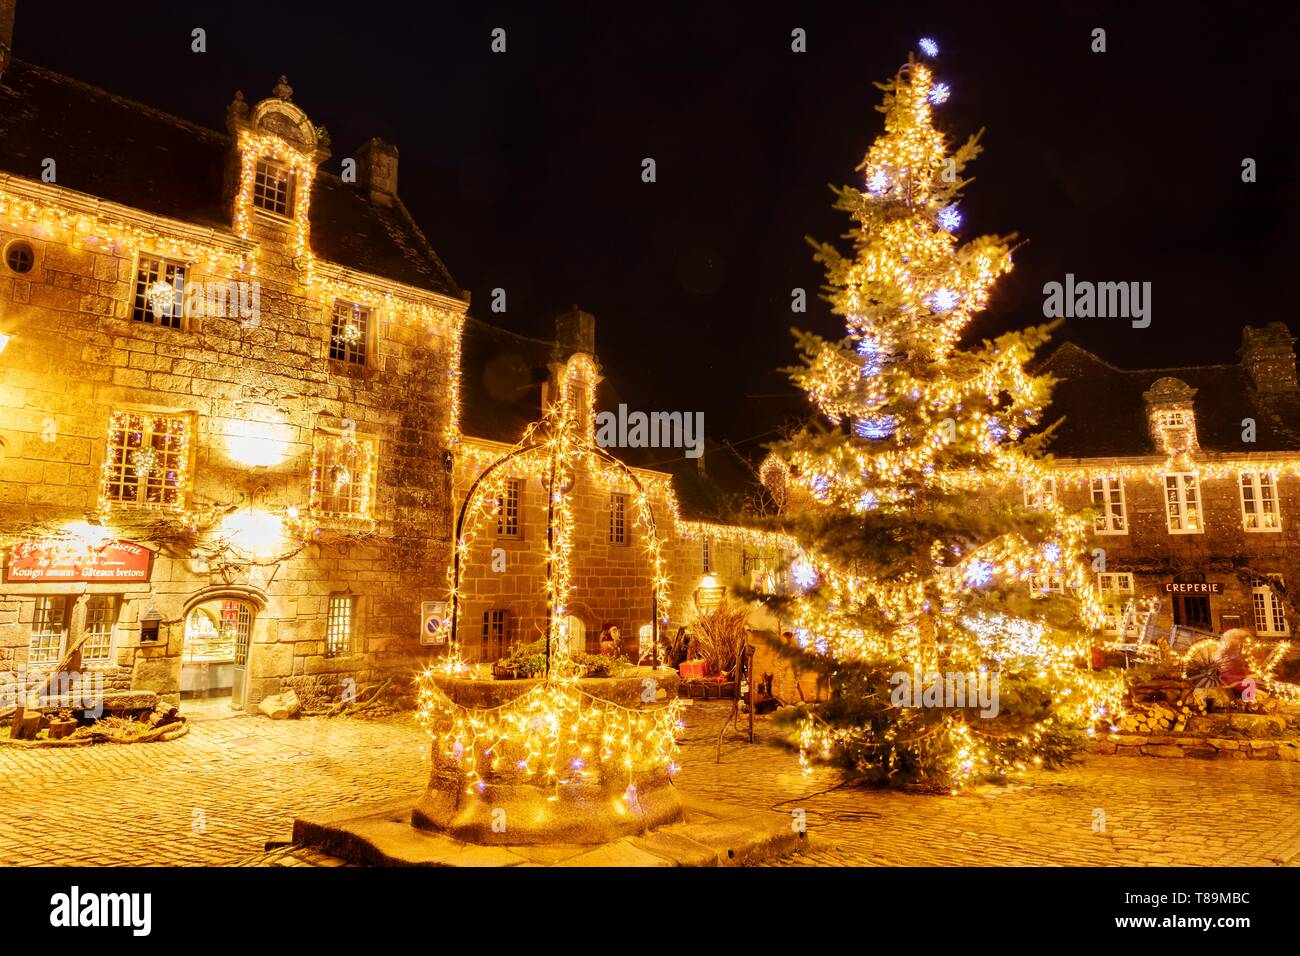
(1037, 339), (1300, 458)
(457, 316), (754, 521)
(0, 60), (461, 297)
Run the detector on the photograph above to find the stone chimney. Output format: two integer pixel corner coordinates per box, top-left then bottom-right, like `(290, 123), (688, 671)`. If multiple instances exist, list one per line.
(356, 137), (399, 207)
(0, 0), (17, 82)
(555, 304), (596, 356)
(1240, 323), (1299, 393)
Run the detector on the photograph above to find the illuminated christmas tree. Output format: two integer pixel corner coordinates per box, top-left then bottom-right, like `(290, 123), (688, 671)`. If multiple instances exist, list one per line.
(770, 42), (1123, 790)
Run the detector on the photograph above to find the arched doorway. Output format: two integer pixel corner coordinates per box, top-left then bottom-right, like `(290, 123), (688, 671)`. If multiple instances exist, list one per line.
(182, 598), (256, 710)
(556, 615), (586, 657)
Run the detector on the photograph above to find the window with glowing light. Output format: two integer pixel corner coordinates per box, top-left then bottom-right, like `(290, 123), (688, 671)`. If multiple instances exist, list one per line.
(1239, 470), (1281, 531)
(29, 596), (69, 665)
(252, 159), (295, 216)
(1028, 573), (1064, 598)
(81, 596), (117, 664)
(329, 301), (370, 366)
(1097, 572), (1135, 634)
(325, 595), (353, 658)
(102, 411), (190, 508)
(609, 493), (627, 544)
(1090, 475), (1127, 534)
(1251, 575), (1290, 637)
(310, 432), (375, 519)
(701, 536), (713, 574)
(496, 479), (521, 537)
(1163, 473), (1203, 533)
(131, 254), (187, 329)
(1022, 476), (1057, 511)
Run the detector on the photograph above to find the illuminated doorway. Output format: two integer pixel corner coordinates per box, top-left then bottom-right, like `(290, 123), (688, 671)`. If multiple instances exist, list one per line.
(182, 599), (254, 710)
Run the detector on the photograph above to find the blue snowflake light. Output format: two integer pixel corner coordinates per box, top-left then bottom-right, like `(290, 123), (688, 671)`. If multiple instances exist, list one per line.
(867, 169), (888, 194)
(855, 414), (897, 439)
(1042, 543), (1062, 563)
(928, 82), (951, 105)
(964, 560), (994, 588)
(919, 37), (939, 57)
(929, 288), (959, 312)
(937, 205), (961, 231)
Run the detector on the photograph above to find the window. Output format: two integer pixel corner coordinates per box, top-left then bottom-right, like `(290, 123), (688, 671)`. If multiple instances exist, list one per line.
(1239, 470), (1281, 531)
(609, 493), (627, 544)
(326, 595), (353, 657)
(1153, 408), (1196, 456)
(29, 597), (68, 665)
(253, 159), (294, 216)
(1163, 473), (1203, 533)
(701, 536), (713, 574)
(131, 254), (187, 328)
(1252, 576), (1290, 636)
(1091, 475), (1127, 534)
(496, 479), (521, 537)
(310, 432), (375, 519)
(1028, 573), (1064, 598)
(5, 240), (34, 274)
(329, 301), (370, 366)
(81, 596), (116, 664)
(102, 412), (190, 508)
(1097, 572), (1135, 634)
(482, 609), (508, 661)
(1022, 476), (1057, 511)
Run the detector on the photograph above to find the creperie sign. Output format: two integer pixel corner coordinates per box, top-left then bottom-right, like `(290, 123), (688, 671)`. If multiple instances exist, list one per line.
(4, 540), (154, 583)
(1163, 582), (1223, 595)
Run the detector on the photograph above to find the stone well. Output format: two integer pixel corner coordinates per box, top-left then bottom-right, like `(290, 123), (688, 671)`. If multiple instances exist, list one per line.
(413, 668), (683, 845)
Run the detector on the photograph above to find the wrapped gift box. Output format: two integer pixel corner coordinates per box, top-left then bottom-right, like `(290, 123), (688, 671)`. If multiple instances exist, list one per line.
(679, 659), (708, 679)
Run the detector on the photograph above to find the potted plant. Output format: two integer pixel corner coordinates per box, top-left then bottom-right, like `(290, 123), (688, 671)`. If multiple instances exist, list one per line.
(695, 601), (747, 699)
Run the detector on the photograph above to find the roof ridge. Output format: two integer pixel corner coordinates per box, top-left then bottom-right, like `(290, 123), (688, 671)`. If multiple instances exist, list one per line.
(11, 59), (230, 145)
(465, 315), (556, 348)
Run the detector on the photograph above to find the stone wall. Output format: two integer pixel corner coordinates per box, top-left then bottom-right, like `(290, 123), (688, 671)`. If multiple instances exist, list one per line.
(0, 196), (459, 709)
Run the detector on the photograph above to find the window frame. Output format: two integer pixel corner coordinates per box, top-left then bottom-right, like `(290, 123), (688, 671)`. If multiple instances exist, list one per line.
(1097, 572), (1135, 635)
(1163, 472), (1204, 534)
(1251, 575), (1290, 637)
(101, 410), (192, 510)
(1239, 469), (1282, 532)
(252, 158), (296, 217)
(325, 594), (354, 658)
(482, 608), (508, 661)
(496, 478), (522, 538)
(131, 252), (189, 329)
(328, 300), (373, 367)
(1028, 572), (1065, 599)
(309, 430), (377, 521)
(81, 595), (117, 664)
(1022, 476), (1057, 511)
(29, 596), (70, 665)
(1090, 475), (1128, 535)
(701, 536), (713, 574)
(609, 492), (627, 545)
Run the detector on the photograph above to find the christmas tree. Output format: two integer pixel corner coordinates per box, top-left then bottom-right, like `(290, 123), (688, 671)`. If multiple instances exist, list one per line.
(768, 42), (1123, 790)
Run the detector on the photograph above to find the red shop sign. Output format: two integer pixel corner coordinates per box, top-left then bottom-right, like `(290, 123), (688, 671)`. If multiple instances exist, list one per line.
(5, 540), (154, 584)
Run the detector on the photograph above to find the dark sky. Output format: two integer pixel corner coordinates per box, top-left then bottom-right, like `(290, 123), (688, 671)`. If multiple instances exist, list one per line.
(12, 1), (1298, 458)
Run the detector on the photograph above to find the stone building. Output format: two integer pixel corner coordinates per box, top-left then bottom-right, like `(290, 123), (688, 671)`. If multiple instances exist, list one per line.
(0, 36), (467, 711)
(0, 5), (794, 715)
(452, 306), (793, 663)
(1039, 323), (1300, 640)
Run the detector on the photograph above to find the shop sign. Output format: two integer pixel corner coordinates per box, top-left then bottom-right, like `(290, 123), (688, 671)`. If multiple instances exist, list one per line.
(694, 585), (726, 614)
(1163, 582), (1222, 595)
(5, 540), (153, 583)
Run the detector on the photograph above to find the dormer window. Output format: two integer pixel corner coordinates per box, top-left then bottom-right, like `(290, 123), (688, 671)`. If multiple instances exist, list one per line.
(253, 159), (295, 216)
(1143, 378), (1199, 460)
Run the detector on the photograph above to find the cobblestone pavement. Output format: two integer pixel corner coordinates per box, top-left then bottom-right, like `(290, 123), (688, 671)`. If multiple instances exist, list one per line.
(2, 702), (1299, 866)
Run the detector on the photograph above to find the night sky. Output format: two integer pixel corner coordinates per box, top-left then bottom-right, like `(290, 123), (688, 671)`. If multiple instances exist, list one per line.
(12, 1), (1298, 459)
